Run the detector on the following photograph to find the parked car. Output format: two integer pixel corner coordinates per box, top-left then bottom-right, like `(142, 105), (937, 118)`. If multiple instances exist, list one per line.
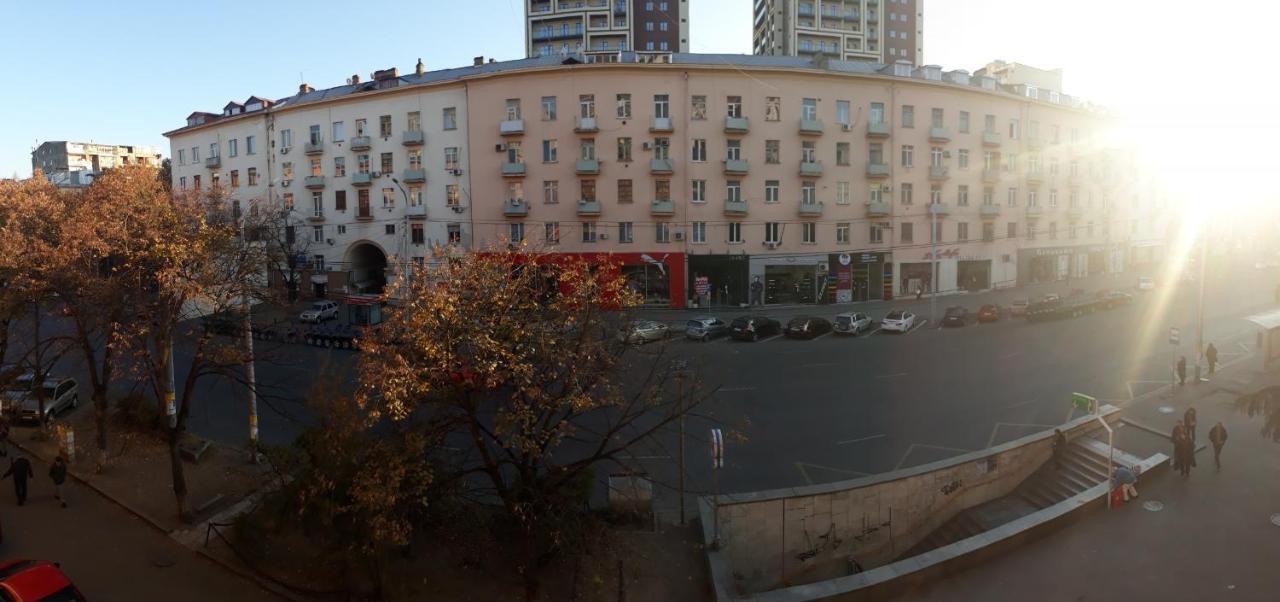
(1096, 290), (1134, 308)
(618, 320), (670, 344)
(1137, 276), (1155, 291)
(685, 317), (730, 341)
(880, 310), (916, 333)
(1009, 298), (1030, 317)
(784, 316), (832, 339)
(0, 559), (87, 601)
(13, 377), (78, 424)
(1042, 293), (1061, 303)
(977, 304), (1002, 323)
(299, 300), (340, 323)
(942, 306), (970, 327)
(729, 315), (782, 341)
(833, 312), (873, 335)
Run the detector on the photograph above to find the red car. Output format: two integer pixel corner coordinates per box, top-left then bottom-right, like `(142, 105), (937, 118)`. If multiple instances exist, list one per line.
(0, 560), (86, 601)
(977, 304), (1002, 323)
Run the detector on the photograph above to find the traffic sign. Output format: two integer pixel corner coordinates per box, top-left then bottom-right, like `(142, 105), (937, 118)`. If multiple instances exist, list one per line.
(694, 276), (710, 296)
(1072, 392), (1098, 414)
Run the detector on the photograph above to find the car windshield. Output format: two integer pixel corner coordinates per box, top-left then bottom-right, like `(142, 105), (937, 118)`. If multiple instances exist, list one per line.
(310, 302), (329, 310)
(836, 315), (852, 325)
(945, 308), (964, 317)
(687, 320), (707, 329)
(885, 311), (904, 320)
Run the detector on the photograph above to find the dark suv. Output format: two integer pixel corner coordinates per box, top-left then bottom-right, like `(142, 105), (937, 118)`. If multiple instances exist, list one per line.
(942, 306), (971, 327)
(785, 316), (832, 339)
(729, 316), (781, 341)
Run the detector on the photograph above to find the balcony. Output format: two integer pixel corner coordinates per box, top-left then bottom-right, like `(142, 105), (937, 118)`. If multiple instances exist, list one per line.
(349, 136), (371, 151)
(724, 199), (748, 215)
(575, 159), (600, 174)
(1026, 169), (1044, 185)
(1068, 206), (1084, 220)
(204, 156), (220, 169)
(982, 168), (1001, 183)
(304, 175), (325, 189)
(799, 160), (823, 177)
(307, 213), (324, 223)
(504, 199), (529, 217)
(1025, 205), (1043, 218)
(356, 210), (373, 221)
(929, 165), (949, 180)
(531, 26), (584, 42)
(351, 172), (373, 186)
(500, 119), (524, 136)
(401, 204), (426, 220)
(866, 162), (890, 178)
(865, 201), (891, 217)
(723, 158), (749, 175)
(650, 199), (674, 216)
(402, 168), (426, 183)
(799, 118), (824, 135)
(798, 202), (824, 217)
(866, 121), (890, 137)
(1027, 137), (1045, 151)
(928, 203), (951, 217)
(576, 199), (602, 216)
(724, 116), (749, 134)
(575, 117), (598, 133)
(929, 127), (951, 142)
(867, 11), (878, 22)
(982, 131), (1001, 147)
(980, 204), (1002, 218)
(650, 158), (673, 174)
(1067, 173), (1080, 187)
(402, 130), (425, 146)
(304, 141), (324, 155)
(501, 162), (526, 176)
(650, 116), (673, 132)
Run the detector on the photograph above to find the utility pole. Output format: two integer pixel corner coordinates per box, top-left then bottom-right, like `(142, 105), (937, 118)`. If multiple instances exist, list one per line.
(673, 359), (688, 525)
(1194, 232), (1208, 382)
(239, 213), (259, 462)
(930, 204), (938, 325)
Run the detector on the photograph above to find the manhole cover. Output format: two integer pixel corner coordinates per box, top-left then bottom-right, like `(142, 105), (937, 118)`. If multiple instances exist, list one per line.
(1270, 513), (1280, 527)
(1157, 406), (1175, 414)
(1142, 500), (1164, 512)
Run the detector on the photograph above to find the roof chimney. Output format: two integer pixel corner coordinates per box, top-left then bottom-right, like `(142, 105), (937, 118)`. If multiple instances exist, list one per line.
(473, 56), (484, 67)
(489, 58), (496, 64)
(299, 83), (313, 94)
(415, 58), (425, 76)
(351, 74), (360, 85)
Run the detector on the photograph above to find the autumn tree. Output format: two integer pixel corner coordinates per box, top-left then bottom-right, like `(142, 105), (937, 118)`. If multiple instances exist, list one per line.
(356, 246), (708, 599)
(242, 199), (313, 303)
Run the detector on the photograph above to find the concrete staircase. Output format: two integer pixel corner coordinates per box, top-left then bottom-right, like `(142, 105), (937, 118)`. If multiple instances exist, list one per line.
(901, 437), (1137, 559)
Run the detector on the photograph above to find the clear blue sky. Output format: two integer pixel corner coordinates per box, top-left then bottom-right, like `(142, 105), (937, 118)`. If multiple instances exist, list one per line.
(4, 0), (1277, 196)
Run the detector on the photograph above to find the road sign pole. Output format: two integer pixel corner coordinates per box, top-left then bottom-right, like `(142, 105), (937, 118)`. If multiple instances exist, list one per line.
(711, 428), (724, 550)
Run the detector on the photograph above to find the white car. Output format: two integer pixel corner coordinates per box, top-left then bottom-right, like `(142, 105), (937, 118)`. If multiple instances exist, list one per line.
(1137, 277), (1154, 291)
(833, 312), (873, 335)
(300, 300), (340, 323)
(880, 310), (916, 333)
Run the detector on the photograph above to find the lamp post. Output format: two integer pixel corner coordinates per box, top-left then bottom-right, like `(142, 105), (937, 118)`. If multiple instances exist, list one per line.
(930, 203), (938, 325)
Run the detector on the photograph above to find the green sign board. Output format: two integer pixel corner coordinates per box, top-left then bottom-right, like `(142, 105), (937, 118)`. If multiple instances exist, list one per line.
(1072, 392), (1098, 413)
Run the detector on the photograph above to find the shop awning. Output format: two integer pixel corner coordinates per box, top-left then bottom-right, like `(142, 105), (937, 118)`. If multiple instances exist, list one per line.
(1246, 309), (1280, 331)
(310, 275), (329, 284)
(340, 294), (382, 306)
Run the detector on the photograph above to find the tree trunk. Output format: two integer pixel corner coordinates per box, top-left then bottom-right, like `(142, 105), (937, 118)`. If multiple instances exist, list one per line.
(93, 388), (108, 473)
(169, 424), (188, 521)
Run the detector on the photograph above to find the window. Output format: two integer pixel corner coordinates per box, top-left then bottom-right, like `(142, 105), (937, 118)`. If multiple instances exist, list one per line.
(545, 222), (560, 244)
(765, 140), (780, 164)
(192, 147), (200, 162)
(901, 105), (914, 128)
(726, 140), (741, 161)
(764, 222), (781, 244)
(617, 137), (632, 162)
(178, 149), (185, 165)
(901, 222), (914, 243)
(691, 221), (706, 243)
(959, 111), (970, 134)
(1028, 120), (1040, 141)
(281, 192), (292, 210)
(447, 224), (461, 245)
(1049, 189), (1058, 208)
(901, 145), (914, 167)
(408, 223), (425, 245)
(691, 179), (706, 203)
(445, 147), (460, 170)
(958, 149), (969, 169)
(1027, 222), (1037, 241)
(282, 162), (294, 180)
(901, 183), (913, 205)
(765, 97), (780, 121)
(582, 222), (597, 243)
(312, 226), (323, 244)
(654, 94), (670, 119)
(247, 168), (258, 186)
(228, 139), (238, 157)
(1005, 152), (1017, 173)
(869, 184), (883, 203)
(930, 185), (942, 205)
(310, 157), (322, 177)
(178, 176), (186, 189)
(446, 185), (460, 207)
(870, 102), (885, 125)
(1049, 221), (1058, 240)
(801, 98), (817, 121)
(836, 142), (850, 166)
(542, 139), (557, 163)
(765, 180), (779, 203)
(836, 222), (850, 244)
(279, 129), (291, 149)
(802, 222), (816, 244)
(405, 111), (421, 134)
(930, 146), (943, 167)
(1087, 221), (1095, 237)
(958, 185), (969, 206)
(616, 94), (631, 119)
(379, 115), (392, 138)
(541, 96), (557, 120)
(618, 222), (634, 243)
(332, 121), (344, 142)
(381, 152), (393, 173)
(308, 125), (321, 146)
(509, 222), (525, 243)
(983, 222), (995, 242)
(505, 99), (521, 121)
(656, 222), (670, 243)
(836, 181), (850, 205)
(209, 142), (219, 158)
(689, 95), (705, 120)
(869, 143), (884, 165)
(408, 149), (422, 170)
(836, 100), (851, 125)
(443, 107), (457, 130)
(958, 222), (969, 241)
(931, 221), (943, 243)
(355, 119), (367, 136)
(246, 136), (256, 155)
(335, 190), (347, 211)
(1049, 157), (1059, 175)
(931, 108), (944, 128)
(691, 139), (707, 162)
(726, 180), (742, 203)
(1007, 222), (1017, 238)
(727, 95), (742, 118)
(311, 191), (323, 217)
(1007, 187), (1018, 207)
(801, 141), (816, 163)
(356, 189), (370, 216)
(801, 181), (817, 204)
(1008, 119), (1019, 139)
(653, 137), (669, 160)
(579, 179), (596, 201)
(383, 187), (396, 207)
(579, 94), (595, 118)
(728, 222), (742, 244)
(333, 156), (346, 177)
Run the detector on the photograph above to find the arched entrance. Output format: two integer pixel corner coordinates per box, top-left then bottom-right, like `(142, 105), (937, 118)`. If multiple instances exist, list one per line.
(344, 241), (388, 294)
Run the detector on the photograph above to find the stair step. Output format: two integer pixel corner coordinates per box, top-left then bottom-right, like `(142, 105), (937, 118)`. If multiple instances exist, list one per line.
(1065, 447), (1112, 473)
(1056, 465), (1102, 491)
(1017, 490), (1052, 509)
(1073, 437), (1145, 468)
(1033, 478), (1076, 502)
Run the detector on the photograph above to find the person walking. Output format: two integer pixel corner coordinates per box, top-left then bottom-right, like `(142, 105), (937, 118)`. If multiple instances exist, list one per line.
(1171, 421), (1191, 477)
(1206, 343), (1219, 375)
(1051, 428), (1067, 470)
(1184, 406), (1198, 443)
(915, 286), (924, 301)
(49, 455), (67, 508)
(1112, 465), (1140, 502)
(2, 456), (34, 505)
(1176, 356), (1187, 386)
(750, 277), (764, 306)
(1209, 421), (1229, 470)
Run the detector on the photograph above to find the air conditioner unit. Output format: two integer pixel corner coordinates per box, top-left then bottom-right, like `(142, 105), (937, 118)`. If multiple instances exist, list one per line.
(841, 124), (853, 132)
(450, 169), (464, 176)
(326, 238), (335, 245)
(642, 142), (653, 150)
(673, 231), (685, 241)
(598, 233), (609, 240)
(281, 179), (292, 187)
(280, 147), (290, 155)
(764, 241), (779, 250)
(450, 205), (466, 213)
(495, 143), (506, 152)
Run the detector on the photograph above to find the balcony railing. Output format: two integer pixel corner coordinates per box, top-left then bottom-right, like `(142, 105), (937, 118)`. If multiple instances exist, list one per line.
(349, 136), (371, 151)
(501, 162), (526, 176)
(351, 172), (372, 186)
(1027, 137), (1045, 151)
(204, 156), (220, 169)
(650, 199), (674, 215)
(1068, 206), (1084, 220)
(799, 118), (824, 135)
(982, 131), (1001, 147)
(575, 159), (600, 174)
(650, 158), (673, 173)
(724, 116), (749, 134)
(1025, 205), (1043, 218)
(504, 199), (529, 217)
(531, 26), (584, 42)
(1026, 169), (1044, 185)
(650, 116), (673, 132)
(407, 204), (427, 219)
(402, 168), (426, 183)
(929, 165), (949, 179)
(577, 199), (602, 216)
(928, 203), (950, 216)
(304, 175), (325, 189)
(724, 199), (748, 215)
(356, 208), (373, 221)
(799, 160), (823, 177)
(867, 121), (890, 137)
(866, 162), (890, 177)
(980, 204), (1001, 218)
(402, 130), (425, 146)
(865, 201), (891, 217)
(304, 141), (324, 155)
(307, 213), (324, 222)
(929, 127), (951, 142)
(723, 158), (749, 175)
(798, 202), (824, 217)
(575, 117), (598, 133)
(982, 169), (1001, 183)
(500, 119), (525, 136)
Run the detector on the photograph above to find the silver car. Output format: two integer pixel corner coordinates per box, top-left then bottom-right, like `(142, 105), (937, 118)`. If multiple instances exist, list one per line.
(833, 312), (873, 335)
(685, 317), (729, 341)
(11, 376), (79, 423)
(300, 300), (340, 323)
(619, 320), (670, 344)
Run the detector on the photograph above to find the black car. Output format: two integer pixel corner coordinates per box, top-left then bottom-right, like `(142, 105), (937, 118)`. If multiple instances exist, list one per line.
(942, 306), (970, 327)
(729, 315), (782, 341)
(784, 316), (833, 339)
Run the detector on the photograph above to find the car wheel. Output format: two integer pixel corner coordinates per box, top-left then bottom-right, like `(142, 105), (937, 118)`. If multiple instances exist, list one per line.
(751, 332), (759, 342)
(72, 395), (79, 409)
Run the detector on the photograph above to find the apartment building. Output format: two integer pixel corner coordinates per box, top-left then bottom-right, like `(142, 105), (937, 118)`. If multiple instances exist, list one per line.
(166, 54), (1165, 308)
(526, 0), (689, 57)
(31, 141), (163, 188)
(753, 0), (923, 65)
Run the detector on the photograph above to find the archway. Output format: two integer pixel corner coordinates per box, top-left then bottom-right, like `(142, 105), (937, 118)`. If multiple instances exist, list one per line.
(345, 241), (388, 294)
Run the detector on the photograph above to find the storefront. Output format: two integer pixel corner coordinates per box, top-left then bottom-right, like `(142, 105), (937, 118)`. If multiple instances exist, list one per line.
(1017, 245), (1104, 286)
(538, 251), (687, 308)
(688, 254), (750, 308)
(957, 259), (992, 291)
(899, 262), (934, 296)
(829, 252), (890, 302)
(750, 255), (829, 305)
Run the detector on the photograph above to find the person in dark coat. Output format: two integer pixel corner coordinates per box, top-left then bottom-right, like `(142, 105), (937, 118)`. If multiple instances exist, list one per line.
(1171, 421), (1190, 477)
(1176, 356), (1187, 386)
(1206, 343), (1218, 375)
(49, 455), (67, 508)
(1209, 421), (1228, 469)
(1184, 407), (1198, 443)
(1051, 428), (1067, 470)
(2, 456), (34, 505)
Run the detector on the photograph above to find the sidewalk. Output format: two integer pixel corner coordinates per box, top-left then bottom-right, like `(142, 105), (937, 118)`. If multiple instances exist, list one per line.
(900, 345), (1280, 601)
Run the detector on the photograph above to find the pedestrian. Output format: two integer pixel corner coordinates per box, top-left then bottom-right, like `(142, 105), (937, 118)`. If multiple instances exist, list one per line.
(1206, 343), (1218, 375)
(1051, 428), (1067, 470)
(1184, 407), (1198, 442)
(915, 286), (923, 300)
(1171, 421), (1191, 477)
(2, 456), (33, 505)
(49, 455), (67, 508)
(1176, 356), (1187, 386)
(0, 418), (9, 459)
(1209, 421), (1228, 469)
(750, 277), (764, 306)
(1112, 465), (1140, 502)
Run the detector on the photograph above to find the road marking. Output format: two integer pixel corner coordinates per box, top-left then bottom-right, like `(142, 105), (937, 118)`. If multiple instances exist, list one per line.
(876, 372), (908, 379)
(1000, 351), (1023, 360)
(893, 443), (973, 471)
(718, 386), (757, 392)
(794, 461), (871, 485)
(985, 422), (1055, 448)
(760, 333), (784, 343)
(864, 327), (882, 337)
(907, 319), (928, 333)
(837, 433), (886, 445)
(811, 331), (833, 341)
(634, 455), (671, 460)
(804, 362), (838, 368)
(1126, 380), (1169, 400)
